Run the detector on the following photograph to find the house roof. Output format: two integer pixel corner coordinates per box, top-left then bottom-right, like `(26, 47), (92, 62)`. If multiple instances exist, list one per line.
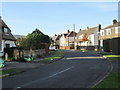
(76, 26), (98, 37)
(2, 33), (16, 41)
(63, 33), (67, 38)
(75, 26), (98, 42)
(66, 31), (77, 37)
(0, 19), (11, 32)
(52, 35), (60, 41)
(0, 18), (16, 41)
(86, 26), (98, 36)
(102, 22), (120, 30)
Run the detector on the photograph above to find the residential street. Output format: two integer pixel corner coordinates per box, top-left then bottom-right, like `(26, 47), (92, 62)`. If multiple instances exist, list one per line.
(2, 50), (111, 89)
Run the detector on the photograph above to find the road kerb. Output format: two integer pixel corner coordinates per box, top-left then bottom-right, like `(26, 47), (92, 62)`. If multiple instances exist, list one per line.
(91, 56), (113, 88)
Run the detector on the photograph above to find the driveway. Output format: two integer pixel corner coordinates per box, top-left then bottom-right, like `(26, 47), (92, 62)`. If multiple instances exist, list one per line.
(2, 50), (111, 88)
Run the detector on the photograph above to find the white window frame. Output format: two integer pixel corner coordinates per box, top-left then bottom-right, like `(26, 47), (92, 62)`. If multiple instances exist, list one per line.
(115, 27), (120, 34)
(100, 30), (104, 36)
(4, 28), (8, 33)
(79, 34), (83, 39)
(106, 29), (111, 35)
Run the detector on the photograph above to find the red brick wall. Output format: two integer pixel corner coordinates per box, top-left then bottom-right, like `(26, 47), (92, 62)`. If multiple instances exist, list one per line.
(65, 46), (70, 50)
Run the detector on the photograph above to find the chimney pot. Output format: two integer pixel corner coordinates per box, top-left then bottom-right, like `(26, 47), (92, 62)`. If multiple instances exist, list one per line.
(113, 19), (117, 25)
(87, 26), (89, 30)
(67, 30), (70, 33)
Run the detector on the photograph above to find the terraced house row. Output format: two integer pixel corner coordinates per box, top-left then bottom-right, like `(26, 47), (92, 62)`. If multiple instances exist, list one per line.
(52, 19), (120, 54)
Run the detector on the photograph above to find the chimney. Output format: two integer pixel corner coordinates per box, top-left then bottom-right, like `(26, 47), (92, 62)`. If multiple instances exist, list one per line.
(87, 26), (89, 30)
(79, 29), (81, 31)
(98, 24), (101, 32)
(67, 30), (70, 33)
(112, 19), (117, 25)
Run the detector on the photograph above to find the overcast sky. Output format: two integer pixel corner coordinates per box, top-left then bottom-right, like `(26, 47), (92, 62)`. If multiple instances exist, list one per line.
(1, 2), (118, 36)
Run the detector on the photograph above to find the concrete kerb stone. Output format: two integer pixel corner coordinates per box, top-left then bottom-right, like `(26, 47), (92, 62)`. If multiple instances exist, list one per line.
(90, 52), (114, 88)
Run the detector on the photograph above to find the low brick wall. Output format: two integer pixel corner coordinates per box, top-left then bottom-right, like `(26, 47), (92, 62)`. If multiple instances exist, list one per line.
(23, 49), (46, 58)
(65, 46), (70, 50)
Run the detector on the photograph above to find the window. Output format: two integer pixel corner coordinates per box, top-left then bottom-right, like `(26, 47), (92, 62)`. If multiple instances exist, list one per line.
(4, 28), (8, 33)
(106, 29), (111, 35)
(79, 34), (83, 39)
(115, 27), (120, 34)
(100, 30), (104, 36)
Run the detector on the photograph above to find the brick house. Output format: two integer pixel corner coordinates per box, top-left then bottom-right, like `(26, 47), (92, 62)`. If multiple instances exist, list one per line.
(99, 19), (120, 54)
(0, 17), (16, 57)
(75, 24), (101, 50)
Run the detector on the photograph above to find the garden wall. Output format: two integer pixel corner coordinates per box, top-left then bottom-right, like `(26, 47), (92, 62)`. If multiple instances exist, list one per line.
(23, 49), (46, 58)
(103, 37), (120, 55)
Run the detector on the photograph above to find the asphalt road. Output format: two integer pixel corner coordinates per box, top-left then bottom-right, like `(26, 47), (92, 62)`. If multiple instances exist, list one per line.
(2, 50), (111, 89)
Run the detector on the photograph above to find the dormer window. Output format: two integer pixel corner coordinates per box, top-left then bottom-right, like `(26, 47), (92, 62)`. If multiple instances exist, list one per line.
(4, 28), (8, 33)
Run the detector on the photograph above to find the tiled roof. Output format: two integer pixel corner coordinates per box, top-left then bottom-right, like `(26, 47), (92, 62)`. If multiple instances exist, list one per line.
(102, 22), (120, 30)
(63, 33), (67, 37)
(0, 19), (16, 41)
(66, 31), (77, 37)
(86, 26), (98, 36)
(75, 26), (98, 42)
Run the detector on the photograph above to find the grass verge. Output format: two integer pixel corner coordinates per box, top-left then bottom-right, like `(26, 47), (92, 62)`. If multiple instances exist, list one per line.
(0, 68), (17, 76)
(99, 52), (120, 61)
(39, 51), (65, 63)
(93, 72), (120, 88)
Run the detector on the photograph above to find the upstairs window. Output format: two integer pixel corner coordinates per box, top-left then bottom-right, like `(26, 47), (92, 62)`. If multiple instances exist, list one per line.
(79, 34), (83, 39)
(100, 30), (104, 36)
(115, 27), (120, 34)
(4, 28), (8, 33)
(106, 29), (111, 35)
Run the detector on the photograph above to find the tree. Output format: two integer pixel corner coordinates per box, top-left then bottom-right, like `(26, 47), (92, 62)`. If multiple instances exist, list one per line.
(19, 28), (50, 50)
(82, 33), (88, 41)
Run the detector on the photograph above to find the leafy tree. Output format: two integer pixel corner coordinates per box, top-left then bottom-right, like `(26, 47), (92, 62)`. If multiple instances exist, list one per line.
(19, 28), (50, 50)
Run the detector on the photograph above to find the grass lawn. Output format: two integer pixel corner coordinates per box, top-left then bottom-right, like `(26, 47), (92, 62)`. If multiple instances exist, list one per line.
(80, 49), (89, 52)
(0, 69), (17, 76)
(39, 51), (65, 63)
(99, 52), (120, 61)
(94, 72), (120, 88)
(104, 55), (120, 61)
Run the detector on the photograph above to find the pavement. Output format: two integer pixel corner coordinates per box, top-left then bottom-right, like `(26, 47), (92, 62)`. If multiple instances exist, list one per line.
(1, 50), (112, 89)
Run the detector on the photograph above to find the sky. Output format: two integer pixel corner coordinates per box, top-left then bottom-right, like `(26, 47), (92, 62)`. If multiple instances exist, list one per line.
(0, 2), (118, 36)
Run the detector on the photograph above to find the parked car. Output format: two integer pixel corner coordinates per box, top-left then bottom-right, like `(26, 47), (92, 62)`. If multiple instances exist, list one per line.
(49, 46), (55, 51)
(0, 58), (5, 68)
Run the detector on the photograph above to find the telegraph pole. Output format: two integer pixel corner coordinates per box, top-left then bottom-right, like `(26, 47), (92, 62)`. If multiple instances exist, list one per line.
(73, 24), (75, 49)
